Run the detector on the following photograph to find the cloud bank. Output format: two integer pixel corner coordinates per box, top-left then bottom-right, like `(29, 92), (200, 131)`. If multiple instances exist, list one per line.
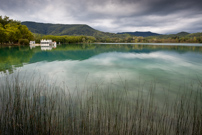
(0, 0), (202, 34)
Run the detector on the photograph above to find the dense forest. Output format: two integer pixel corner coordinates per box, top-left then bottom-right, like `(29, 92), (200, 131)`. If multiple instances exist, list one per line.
(33, 34), (97, 44)
(0, 16), (34, 45)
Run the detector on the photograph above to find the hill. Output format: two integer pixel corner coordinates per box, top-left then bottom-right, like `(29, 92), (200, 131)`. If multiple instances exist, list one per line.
(21, 21), (97, 35)
(21, 21), (129, 38)
(117, 31), (161, 37)
(145, 31), (202, 43)
(174, 32), (190, 36)
(154, 32), (190, 39)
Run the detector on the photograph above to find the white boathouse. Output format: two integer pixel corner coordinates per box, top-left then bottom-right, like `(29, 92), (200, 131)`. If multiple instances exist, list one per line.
(40, 39), (52, 46)
(40, 39), (57, 47)
(29, 41), (35, 45)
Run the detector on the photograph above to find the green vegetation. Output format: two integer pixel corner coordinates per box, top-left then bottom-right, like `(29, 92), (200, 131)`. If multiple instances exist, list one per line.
(97, 32), (202, 43)
(145, 32), (202, 43)
(0, 74), (201, 134)
(22, 21), (202, 43)
(18, 39), (29, 45)
(21, 21), (99, 36)
(22, 21), (130, 39)
(1, 16), (202, 44)
(0, 16), (34, 45)
(38, 35), (96, 44)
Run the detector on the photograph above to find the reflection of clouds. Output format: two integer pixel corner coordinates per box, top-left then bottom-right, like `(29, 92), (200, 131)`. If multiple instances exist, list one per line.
(121, 52), (179, 60)
(89, 51), (181, 62)
(88, 56), (116, 66)
(19, 51), (202, 92)
(88, 51), (202, 70)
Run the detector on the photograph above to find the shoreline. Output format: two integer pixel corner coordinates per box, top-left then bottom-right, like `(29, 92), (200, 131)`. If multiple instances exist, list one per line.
(1, 42), (202, 48)
(0, 44), (27, 47)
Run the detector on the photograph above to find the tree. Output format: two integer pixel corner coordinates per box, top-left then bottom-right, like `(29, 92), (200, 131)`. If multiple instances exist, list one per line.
(0, 15), (33, 44)
(19, 25), (34, 40)
(0, 24), (6, 44)
(18, 39), (29, 45)
(5, 23), (21, 43)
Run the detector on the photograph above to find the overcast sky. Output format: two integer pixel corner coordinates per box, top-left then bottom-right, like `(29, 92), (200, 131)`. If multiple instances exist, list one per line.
(0, 0), (202, 34)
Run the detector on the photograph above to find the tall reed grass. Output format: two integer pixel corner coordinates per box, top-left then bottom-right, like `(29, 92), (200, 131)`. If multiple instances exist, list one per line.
(0, 73), (201, 135)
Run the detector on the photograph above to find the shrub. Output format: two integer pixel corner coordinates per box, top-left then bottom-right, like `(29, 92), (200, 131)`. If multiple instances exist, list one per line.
(18, 39), (29, 45)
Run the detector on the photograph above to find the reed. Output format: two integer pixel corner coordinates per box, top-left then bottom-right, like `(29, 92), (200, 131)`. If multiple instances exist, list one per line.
(0, 73), (201, 135)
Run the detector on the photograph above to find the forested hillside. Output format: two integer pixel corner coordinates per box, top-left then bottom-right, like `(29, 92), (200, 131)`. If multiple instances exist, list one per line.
(21, 21), (129, 39)
(21, 22), (97, 35)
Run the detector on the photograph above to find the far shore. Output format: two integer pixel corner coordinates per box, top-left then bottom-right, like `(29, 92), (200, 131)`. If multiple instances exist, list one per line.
(1, 42), (202, 47)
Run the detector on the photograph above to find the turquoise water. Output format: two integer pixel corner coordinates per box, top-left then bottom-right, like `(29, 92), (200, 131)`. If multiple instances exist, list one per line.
(0, 43), (202, 101)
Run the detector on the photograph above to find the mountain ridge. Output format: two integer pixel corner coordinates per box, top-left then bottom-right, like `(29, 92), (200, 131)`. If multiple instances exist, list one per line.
(117, 31), (161, 37)
(21, 21), (98, 36)
(21, 21), (200, 40)
(21, 21), (132, 39)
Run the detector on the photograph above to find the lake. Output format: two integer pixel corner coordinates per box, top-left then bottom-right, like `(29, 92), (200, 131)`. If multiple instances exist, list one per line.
(1, 43), (202, 134)
(1, 43), (202, 99)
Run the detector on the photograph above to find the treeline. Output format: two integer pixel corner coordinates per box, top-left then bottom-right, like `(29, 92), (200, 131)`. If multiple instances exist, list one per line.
(0, 16), (34, 45)
(33, 34), (96, 44)
(145, 32), (202, 43)
(96, 32), (202, 43)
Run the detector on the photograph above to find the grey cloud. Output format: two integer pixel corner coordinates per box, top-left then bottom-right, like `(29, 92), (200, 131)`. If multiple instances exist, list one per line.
(0, 0), (202, 33)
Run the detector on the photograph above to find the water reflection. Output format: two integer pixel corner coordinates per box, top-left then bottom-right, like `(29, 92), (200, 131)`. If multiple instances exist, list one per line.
(1, 44), (202, 103)
(30, 44), (36, 49)
(30, 43), (57, 51)
(41, 46), (53, 51)
(1, 43), (202, 76)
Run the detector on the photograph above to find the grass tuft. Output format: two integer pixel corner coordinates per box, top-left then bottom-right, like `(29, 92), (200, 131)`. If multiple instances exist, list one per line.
(0, 73), (201, 134)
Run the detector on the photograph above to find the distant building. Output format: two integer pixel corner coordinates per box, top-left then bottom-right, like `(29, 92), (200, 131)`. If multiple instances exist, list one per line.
(40, 39), (57, 47)
(40, 39), (52, 46)
(29, 41), (35, 44)
(53, 41), (57, 48)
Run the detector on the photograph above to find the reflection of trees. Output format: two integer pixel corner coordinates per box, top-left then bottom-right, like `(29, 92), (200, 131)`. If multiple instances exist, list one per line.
(1, 44), (202, 73)
(0, 46), (34, 73)
(87, 44), (202, 53)
(30, 44), (202, 62)
(122, 44), (202, 52)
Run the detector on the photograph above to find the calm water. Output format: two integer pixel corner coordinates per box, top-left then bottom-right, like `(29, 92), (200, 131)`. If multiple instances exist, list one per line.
(0, 43), (202, 101)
